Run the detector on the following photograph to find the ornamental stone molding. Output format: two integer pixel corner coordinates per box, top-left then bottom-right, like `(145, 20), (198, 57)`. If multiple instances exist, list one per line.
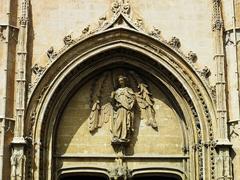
(22, 1), (221, 180)
(212, 0), (223, 31)
(25, 29), (218, 179)
(28, 0), (212, 92)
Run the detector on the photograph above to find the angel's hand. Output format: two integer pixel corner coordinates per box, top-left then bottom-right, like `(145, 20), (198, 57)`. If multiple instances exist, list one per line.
(111, 91), (115, 98)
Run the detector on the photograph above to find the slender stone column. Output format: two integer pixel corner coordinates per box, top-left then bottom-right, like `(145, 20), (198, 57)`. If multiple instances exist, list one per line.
(222, 0), (240, 178)
(212, 0), (232, 179)
(0, 0), (18, 179)
(11, 0), (29, 179)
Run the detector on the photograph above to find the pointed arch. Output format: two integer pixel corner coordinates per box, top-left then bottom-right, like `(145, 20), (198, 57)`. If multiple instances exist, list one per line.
(25, 27), (217, 179)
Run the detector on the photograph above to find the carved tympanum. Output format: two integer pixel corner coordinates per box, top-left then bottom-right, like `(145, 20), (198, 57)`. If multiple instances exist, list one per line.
(87, 70), (157, 146)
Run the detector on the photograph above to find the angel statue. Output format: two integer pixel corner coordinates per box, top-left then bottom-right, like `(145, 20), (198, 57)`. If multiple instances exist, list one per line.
(110, 75), (135, 144)
(87, 71), (158, 146)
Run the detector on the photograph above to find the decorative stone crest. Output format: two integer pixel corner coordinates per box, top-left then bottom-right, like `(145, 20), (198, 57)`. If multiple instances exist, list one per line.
(63, 34), (75, 46)
(111, 0), (131, 15)
(31, 64), (46, 77)
(168, 36), (181, 49)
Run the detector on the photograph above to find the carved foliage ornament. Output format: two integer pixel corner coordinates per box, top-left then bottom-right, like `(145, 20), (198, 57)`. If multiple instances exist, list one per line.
(111, 0), (131, 15)
(32, 64), (46, 77)
(168, 36), (181, 49)
(19, 0), (29, 26)
(187, 51), (198, 63)
(200, 66), (211, 78)
(63, 34), (75, 46)
(88, 71), (157, 146)
(109, 158), (131, 179)
(149, 27), (161, 39)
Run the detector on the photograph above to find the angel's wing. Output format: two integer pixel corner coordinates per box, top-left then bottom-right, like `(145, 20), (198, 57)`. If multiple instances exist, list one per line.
(136, 83), (158, 129)
(87, 72), (114, 132)
(88, 100), (101, 132)
(100, 103), (113, 124)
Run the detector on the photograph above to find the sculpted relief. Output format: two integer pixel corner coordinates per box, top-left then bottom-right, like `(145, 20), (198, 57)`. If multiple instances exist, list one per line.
(87, 70), (157, 147)
(56, 68), (184, 156)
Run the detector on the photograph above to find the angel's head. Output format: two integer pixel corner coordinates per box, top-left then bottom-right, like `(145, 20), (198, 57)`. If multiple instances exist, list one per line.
(117, 75), (128, 88)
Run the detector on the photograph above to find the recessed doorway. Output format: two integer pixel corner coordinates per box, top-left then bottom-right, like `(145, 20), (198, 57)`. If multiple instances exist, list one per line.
(59, 174), (108, 180)
(132, 174), (181, 180)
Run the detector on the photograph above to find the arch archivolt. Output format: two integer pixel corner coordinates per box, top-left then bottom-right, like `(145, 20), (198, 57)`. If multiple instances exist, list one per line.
(25, 28), (217, 180)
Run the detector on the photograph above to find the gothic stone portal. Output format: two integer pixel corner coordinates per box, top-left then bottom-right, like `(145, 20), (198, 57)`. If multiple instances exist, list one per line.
(54, 68), (187, 179)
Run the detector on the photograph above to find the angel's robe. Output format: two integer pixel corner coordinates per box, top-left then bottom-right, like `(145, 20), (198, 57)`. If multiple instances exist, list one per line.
(112, 86), (135, 142)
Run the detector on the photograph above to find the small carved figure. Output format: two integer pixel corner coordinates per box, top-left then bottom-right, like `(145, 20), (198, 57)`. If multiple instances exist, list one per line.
(111, 75), (135, 144)
(47, 46), (57, 59)
(201, 66), (211, 78)
(63, 34), (75, 46)
(168, 36), (181, 49)
(0, 26), (6, 41)
(19, 16), (28, 26)
(225, 31), (234, 46)
(82, 25), (90, 34)
(212, 19), (223, 31)
(135, 18), (143, 28)
(99, 16), (107, 27)
(31, 64), (45, 76)
(187, 51), (197, 63)
(11, 150), (25, 178)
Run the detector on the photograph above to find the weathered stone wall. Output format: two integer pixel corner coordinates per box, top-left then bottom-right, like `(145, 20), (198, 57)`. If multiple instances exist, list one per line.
(30, 0), (216, 84)
(1, 0), (240, 179)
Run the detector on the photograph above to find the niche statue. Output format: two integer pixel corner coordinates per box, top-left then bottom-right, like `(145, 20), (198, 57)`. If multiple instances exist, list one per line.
(87, 71), (157, 147)
(110, 75), (135, 144)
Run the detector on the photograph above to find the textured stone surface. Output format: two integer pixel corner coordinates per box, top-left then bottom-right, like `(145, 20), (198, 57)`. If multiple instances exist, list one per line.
(0, 0), (240, 179)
